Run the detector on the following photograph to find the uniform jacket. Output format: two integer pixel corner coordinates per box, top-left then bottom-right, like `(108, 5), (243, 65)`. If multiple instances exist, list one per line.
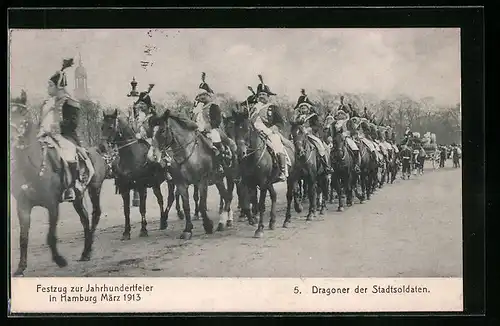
(252, 103), (285, 132)
(192, 102), (222, 130)
(39, 94), (81, 146)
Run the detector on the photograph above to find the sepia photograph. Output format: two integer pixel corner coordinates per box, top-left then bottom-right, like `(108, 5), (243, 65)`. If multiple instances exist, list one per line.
(8, 14), (478, 312)
(9, 27), (462, 278)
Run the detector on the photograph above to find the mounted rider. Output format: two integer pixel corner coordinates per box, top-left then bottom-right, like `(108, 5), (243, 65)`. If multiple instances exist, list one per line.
(249, 74), (288, 182)
(293, 89), (332, 173)
(38, 58), (94, 202)
(191, 72), (239, 177)
(332, 97), (361, 174)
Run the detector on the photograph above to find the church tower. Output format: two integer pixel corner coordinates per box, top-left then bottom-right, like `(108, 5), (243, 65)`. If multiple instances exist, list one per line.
(74, 53), (89, 100)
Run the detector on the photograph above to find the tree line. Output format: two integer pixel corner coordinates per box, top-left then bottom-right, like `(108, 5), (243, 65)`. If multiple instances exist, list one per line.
(21, 89), (461, 147)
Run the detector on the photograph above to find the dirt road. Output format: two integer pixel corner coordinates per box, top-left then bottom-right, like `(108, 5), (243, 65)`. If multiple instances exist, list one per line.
(9, 163), (462, 278)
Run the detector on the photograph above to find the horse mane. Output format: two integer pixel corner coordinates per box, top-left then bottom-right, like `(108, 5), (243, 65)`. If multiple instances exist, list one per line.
(162, 110), (198, 131)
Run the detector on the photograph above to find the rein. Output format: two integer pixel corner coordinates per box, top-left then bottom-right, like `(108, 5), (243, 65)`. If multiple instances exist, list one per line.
(240, 123), (267, 166)
(156, 118), (199, 167)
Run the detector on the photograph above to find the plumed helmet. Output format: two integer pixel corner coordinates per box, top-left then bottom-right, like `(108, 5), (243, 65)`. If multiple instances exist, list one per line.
(49, 58), (74, 89)
(256, 74), (276, 96)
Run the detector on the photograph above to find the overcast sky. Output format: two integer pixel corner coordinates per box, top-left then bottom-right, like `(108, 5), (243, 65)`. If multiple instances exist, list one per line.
(9, 28), (460, 108)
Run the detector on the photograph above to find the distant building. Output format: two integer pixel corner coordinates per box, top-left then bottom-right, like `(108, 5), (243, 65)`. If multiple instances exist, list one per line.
(74, 53), (89, 101)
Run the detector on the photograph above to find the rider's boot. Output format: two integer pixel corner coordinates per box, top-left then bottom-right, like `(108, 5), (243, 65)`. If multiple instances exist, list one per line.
(277, 153), (288, 182)
(63, 162), (79, 202)
(213, 142), (224, 173)
(354, 150), (361, 174)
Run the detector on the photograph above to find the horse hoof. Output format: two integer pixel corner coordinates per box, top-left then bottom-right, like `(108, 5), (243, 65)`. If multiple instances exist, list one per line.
(283, 221), (290, 228)
(269, 222), (276, 230)
(78, 254), (91, 262)
(254, 230), (264, 238)
(180, 232), (192, 240)
(13, 269), (25, 277)
(226, 220), (233, 228)
(178, 212), (185, 220)
(337, 207), (344, 212)
(359, 200), (364, 204)
(294, 204), (303, 213)
(139, 230), (149, 237)
(217, 223), (225, 232)
(204, 221), (214, 234)
(306, 215), (313, 221)
(160, 222), (168, 230)
(121, 234), (131, 241)
(347, 203), (353, 207)
(54, 255), (68, 268)
(319, 210), (325, 215)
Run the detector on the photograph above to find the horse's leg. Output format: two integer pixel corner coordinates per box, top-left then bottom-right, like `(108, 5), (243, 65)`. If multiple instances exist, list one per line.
(319, 175), (328, 215)
(268, 184), (277, 230)
(198, 181), (214, 235)
(120, 186), (131, 241)
(178, 184), (194, 240)
(138, 186), (148, 237)
(306, 177), (317, 221)
(152, 184), (165, 230)
(254, 186), (267, 238)
(237, 182), (245, 218)
(239, 182), (256, 225)
(71, 190), (92, 261)
(225, 179), (235, 228)
(335, 172), (344, 212)
(14, 200), (33, 276)
(88, 185), (102, 234)
(284, 178), (294, 228)
(251, 186), (259, 219)
(193, 184), (200, 220)
(293, 180), (303, 213)
(346, 169), (355, 207)
(215, 180), (230, 232)
(175, 189), (184, 220)
(162, 182), (175, 229)
(47, 203), (67, 268)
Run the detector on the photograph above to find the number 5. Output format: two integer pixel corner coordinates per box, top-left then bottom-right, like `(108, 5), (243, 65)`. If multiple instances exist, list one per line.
(294, 286), (299, 294)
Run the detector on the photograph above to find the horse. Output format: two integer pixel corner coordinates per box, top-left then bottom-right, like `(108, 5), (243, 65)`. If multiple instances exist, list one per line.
(289, 121), (329, 218)
(327, 122), (359, 211)
(151, 109), (235, 239)
(101, 109), (167, 240)
(231, 107), (300, 237)
(10, 91), (107, 276)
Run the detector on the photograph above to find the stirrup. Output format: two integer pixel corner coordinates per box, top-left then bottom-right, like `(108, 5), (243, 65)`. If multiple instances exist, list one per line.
(63, 188), (76, 202)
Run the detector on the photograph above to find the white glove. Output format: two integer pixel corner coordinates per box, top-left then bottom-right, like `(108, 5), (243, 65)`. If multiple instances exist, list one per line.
(136, 133), (142, 139)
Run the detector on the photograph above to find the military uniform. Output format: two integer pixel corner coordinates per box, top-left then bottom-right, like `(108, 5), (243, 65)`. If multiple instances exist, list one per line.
(293, 89), (332, 173)
(249, 74), (288, 181)
(192, 73), (238, 177)
(39, 58), (83, 202)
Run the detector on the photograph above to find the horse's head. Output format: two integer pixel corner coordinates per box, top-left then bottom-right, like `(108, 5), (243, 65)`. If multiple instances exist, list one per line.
(329, 122), (346, 162)
(10, 90), (30, 147)
(290, 120), (308, 159)
(101, 108), (121, 142)
(231, 105), (252, 159)
(150, 109), (175, 151)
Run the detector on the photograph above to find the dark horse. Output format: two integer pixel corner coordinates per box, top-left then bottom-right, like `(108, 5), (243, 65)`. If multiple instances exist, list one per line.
(231, 108), (300, 237)
(10, 91), (106, 276)
(289, 121), (329, 218)
(151, 109), (235, 239)
(356, 121), (380, 201)
(101, 109), (167, 240)
(327, 121), (361, 211)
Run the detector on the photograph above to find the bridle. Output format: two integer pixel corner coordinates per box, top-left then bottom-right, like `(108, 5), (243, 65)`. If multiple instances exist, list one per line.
(153, 117), (198, 167)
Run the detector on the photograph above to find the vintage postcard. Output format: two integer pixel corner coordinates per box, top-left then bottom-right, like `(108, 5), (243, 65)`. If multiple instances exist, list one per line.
(9, 21), (466, 313)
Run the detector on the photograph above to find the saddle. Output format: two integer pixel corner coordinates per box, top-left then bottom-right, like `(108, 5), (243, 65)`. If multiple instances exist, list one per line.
(39, 135), (94, 191)
(257, 131), (292, 169)
(198, 131), (233, 171)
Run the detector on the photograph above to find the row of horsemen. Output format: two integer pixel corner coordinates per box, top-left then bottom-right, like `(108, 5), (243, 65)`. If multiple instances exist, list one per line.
(28, 58), (415, 204)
